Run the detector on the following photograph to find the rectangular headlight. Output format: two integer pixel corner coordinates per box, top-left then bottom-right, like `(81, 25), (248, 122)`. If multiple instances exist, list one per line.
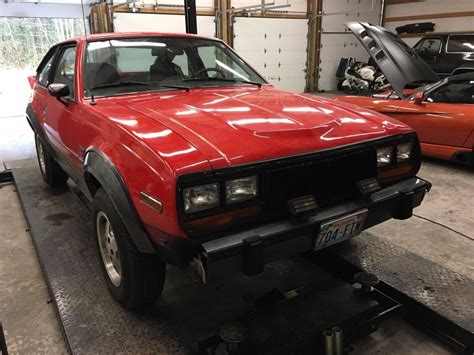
(397, 142), (413, 162)
(225, 176), (257, 204)
(183, 183), (219, 214)
(377, 146), (393, 167)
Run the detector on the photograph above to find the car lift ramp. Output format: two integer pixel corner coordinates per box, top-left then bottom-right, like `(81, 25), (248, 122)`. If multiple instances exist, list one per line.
(9, 166), (474, 354)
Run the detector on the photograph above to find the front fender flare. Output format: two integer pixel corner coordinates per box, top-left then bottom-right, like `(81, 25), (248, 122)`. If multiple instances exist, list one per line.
(83, 149), (156, 254)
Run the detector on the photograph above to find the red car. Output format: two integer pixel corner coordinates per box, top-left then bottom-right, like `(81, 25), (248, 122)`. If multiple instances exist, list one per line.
(335, 22), (474, 165)
(27, 32), (430, 309)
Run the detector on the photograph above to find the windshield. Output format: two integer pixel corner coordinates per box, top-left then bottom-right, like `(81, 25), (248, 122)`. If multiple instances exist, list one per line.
(84, 37), (267, 97)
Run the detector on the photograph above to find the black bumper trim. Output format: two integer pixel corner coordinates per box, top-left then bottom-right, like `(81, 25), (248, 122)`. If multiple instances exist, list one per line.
(201, 177), (431, 281)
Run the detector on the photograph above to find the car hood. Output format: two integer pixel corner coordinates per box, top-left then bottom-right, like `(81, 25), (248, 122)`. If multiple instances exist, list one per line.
(346, 22), (440, 97)
(115, 87), (412, 169)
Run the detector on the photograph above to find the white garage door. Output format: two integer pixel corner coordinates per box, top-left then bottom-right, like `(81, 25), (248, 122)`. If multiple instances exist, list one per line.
(318, 0), (382, 91)
(233, 17), (308, 92)
(113, 13), (216, 38)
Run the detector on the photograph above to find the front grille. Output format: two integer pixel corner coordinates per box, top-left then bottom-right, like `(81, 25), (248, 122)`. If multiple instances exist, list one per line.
(262, 149), (377, 217)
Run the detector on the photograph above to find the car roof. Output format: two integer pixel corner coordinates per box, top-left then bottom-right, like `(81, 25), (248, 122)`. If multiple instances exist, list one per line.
(59, 32), (218, 45)
(419, 33), (474, 39)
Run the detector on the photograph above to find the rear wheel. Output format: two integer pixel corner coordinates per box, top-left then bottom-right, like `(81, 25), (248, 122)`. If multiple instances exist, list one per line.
(35, 134), (68, 187)
(92, 188), (166, 309)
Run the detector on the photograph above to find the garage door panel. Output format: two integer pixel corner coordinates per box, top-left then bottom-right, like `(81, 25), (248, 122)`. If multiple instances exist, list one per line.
(318, 0), (382, 91)
(234, 17), (308, 92)
(273, 77), (306, 90)
(112, 0), (214, 6)
(323, 0), (379, 13)
(232, 0), (308, 13)
(113, 13), (215, 37)
(322, 12), (380, 32)
(318, 33), (372, 91)
(320, 34), (368, 60)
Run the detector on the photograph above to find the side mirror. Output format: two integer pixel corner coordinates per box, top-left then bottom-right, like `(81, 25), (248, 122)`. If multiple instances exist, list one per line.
(48, 83), (70, 98)
(413, 91), (424, 105)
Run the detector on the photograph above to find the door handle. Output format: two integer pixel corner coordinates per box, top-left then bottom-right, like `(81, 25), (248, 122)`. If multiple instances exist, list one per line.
(42, 106), (48, 116)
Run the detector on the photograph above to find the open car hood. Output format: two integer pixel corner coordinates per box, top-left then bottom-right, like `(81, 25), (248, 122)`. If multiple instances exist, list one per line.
(346, 22), (440, 97)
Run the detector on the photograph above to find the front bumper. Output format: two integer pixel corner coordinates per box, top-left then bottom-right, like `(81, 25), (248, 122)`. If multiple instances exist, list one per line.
(199, 177), (431, 282)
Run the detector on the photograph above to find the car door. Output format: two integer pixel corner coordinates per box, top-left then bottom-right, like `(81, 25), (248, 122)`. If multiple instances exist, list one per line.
(43, 44), (83, 169)
(395, 80), (473, 148)
(414, 37), (444, 74)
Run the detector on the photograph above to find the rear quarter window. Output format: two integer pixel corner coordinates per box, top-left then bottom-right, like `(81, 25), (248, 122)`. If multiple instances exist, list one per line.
(447, 35), (474, 53)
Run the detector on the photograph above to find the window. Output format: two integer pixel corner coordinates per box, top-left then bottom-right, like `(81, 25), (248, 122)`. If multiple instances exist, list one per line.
(171, 51), (190, 77)
(447, 35), (474, 53)
(197, 45), (250, 80)
(116, 47), (156, 73)
(38, 53), (56, 87)
(52, 46), (76, 98)
(427, 81), (474, 104)
(416, 38), (441, 54)
(84, 37), (266, 97)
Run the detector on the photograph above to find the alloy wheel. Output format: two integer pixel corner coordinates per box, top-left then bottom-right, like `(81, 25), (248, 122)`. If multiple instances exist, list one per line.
(96, 211), (122, 287)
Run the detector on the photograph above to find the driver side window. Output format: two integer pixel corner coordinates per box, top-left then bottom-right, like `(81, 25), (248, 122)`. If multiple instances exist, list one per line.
(416, 38), (441, 54)
(427, 81), (473, 104)
(53, 46), (76, 99)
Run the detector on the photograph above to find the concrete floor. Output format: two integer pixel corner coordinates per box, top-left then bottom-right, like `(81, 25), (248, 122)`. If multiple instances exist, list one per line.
(0, 90), (472, 353)
(0, 184), (65, 354)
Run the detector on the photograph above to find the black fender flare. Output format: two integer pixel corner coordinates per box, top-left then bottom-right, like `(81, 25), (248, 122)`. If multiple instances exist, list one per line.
(83, 149), (156, 254)
(26, 104), (37, 133)
(26, 103), (57, 159)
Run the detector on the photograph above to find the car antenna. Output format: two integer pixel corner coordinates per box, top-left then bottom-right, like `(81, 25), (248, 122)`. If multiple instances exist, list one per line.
(81, 0), (96, 105)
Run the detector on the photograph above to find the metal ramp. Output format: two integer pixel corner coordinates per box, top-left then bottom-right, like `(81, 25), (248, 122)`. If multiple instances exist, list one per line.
(9, 165), (474, 354)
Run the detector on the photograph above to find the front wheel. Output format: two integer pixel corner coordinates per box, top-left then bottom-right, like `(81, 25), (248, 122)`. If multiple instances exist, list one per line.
(35, 134), (68, 187)
(92, 188), (166, 309)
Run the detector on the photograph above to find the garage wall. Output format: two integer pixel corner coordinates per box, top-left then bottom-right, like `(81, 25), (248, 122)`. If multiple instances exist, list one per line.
(318, 0), (383, 91)
(233, 17), (308, 92)
(384, 0), (474, 47)
(113, 13), (216, 37)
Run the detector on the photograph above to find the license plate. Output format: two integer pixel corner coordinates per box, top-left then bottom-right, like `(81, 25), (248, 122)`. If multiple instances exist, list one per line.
(314, 209), (368, 250)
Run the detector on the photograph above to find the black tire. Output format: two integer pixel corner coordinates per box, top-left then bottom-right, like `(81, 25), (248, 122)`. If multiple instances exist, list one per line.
(343, 85), (358, 95)
(337, 80), (344, 92)
(35, 134), (68, 187)
(92, 188), (166, 309)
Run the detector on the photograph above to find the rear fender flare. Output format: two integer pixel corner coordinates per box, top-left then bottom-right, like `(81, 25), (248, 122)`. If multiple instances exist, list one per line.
(26, 103), (58, 158)
(26, 104), (37, 133)
(83, 149), (156, 254)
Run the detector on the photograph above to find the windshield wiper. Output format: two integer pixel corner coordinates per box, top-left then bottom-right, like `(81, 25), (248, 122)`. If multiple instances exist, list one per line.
(90, 81), (191, 92)
(183, 77), (262, 88)
(90, 81), (154, 90)
(162, 84), (190, 92)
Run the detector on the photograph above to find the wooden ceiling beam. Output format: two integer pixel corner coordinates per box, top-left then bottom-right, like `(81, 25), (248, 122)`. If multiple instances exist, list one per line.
(385, 11), (474, 22)
(386, 0), (423, 5)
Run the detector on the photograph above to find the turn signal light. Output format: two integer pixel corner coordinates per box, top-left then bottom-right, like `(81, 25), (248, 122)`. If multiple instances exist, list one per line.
(188, 206), (262, 231)
(377, 163), (414, 182)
